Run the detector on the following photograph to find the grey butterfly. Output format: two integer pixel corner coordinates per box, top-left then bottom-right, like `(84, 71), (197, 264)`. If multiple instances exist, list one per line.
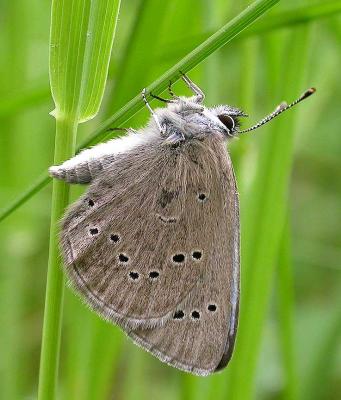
(49, 74), (315, 375)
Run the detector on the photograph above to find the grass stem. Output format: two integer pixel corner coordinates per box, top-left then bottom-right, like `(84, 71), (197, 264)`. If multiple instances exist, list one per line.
(37, 116), (78, 400)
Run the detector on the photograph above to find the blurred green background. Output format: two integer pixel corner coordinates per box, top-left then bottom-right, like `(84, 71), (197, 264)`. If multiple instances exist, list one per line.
(0, 0), (340, 399)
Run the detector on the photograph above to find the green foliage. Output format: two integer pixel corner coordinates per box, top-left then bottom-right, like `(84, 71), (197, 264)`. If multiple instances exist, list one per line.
(0, 1), (340, 399)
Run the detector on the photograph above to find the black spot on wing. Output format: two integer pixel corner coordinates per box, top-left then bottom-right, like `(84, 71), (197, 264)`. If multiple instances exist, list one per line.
(173, 310), (185, 319)
(191, 310), (200, 320)
(192, 251), (202, 260)
(149, 271), (160, 279)
(172, 254), (185, 263)
(110, 234), (120, 243)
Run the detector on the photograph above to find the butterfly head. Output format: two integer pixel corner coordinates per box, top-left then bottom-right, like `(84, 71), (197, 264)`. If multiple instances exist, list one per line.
(160, 99), (247, 141)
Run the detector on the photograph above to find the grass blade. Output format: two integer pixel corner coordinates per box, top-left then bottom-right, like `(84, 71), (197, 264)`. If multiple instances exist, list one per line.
(38, 1), (121, 399)
(38, 117), (77, 400)
(50, 0), (121, 123)
(0, 0), (280, 224)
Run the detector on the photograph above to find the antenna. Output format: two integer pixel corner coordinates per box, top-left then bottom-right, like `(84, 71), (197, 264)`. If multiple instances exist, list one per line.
(238, 88), (316, 134)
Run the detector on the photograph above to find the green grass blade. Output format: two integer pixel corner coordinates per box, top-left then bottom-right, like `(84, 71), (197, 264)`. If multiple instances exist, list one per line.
(78, 0), (121, 122)
(0, 0), (280, 224)
(38, 117), (77, 400)
(38, 1), (121, 398)
(50, 0), (121, 123)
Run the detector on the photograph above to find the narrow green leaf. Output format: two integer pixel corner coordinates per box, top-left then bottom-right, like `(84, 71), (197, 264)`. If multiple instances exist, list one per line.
(0, 0), (280, 223)
(50, 0), (121, 122)
(38, 1), (121, 399)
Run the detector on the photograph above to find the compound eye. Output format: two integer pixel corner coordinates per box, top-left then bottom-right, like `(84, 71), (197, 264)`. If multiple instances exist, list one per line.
(217, 114), (235, 132)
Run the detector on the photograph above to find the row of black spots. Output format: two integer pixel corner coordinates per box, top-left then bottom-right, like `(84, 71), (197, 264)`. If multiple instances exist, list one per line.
(87, 232), (127, 263)
(173, 304), (217, 321)
(88, 227), (123, 245)
(172, 251), (202, 264)
(128, 270), (160, 281)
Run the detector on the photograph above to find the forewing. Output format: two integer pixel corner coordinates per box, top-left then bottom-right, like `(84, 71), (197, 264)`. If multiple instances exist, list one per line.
(126, 145), (239, 375)
(60, 134), (234, 330)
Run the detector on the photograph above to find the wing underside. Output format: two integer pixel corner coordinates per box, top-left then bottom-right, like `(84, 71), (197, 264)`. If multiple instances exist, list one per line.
(60, 135), (240, 373)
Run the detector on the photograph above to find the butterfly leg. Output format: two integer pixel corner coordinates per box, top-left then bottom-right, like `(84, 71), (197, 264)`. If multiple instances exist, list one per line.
(168, 81), (180, 100)
(142, 88), (165, 134)
(150, 92), (174, 104)
(168, 81), (176, 97)
(180, 72), (205, 103)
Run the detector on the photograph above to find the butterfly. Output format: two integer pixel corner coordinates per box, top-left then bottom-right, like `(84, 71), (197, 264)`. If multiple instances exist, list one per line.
(49, 73), (315, 375)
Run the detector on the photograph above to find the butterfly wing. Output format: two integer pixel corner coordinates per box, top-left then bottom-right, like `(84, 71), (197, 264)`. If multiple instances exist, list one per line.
(126, 145), (239, 375)
(60, 133), (237, 331)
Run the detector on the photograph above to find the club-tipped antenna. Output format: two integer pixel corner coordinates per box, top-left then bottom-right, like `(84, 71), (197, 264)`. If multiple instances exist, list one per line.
(238, 88), (316, 134)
